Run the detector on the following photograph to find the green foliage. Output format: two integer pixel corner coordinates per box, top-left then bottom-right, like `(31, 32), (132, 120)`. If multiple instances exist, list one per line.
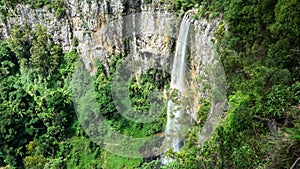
(196, 97), (210, 126)
(29, 24), (62, 78)
(24, 141), (48, 168)
(145, 0), (152, 4)
(94, 55), (168, 138)
(9, 23), (63, 80)
(198, 0), (300, 168)
(173, 0), (197, 12)
(60, 49), (78, 79)
(0, 0), (66, 20)
(101, 151), (142, 169)
(0, 41), (19, 78)
(9, 23), (32, 68)
(24, 0), (51, 8)
(159, 1), (300, 168)
(0, 24), (78, 168)
(65, 137), (103, 168)
(72, 37), (79, 47)
(1, 0), (300, 168)
(50, 0), (66, 18)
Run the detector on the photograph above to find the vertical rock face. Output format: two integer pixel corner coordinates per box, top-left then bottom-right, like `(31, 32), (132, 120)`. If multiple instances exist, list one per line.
(0, 1), (170, 49)
(190, 18), (222, 119)
(0, 0), (175, 72)
(0, 0), (127, 51)
(0, 1), (225, 140)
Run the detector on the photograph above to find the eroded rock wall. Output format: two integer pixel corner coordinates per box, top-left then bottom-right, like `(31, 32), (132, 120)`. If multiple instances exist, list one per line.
(0, 0), (223, 124)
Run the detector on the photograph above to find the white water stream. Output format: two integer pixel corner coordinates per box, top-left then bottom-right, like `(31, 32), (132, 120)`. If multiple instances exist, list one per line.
(165, 14), (192, 152)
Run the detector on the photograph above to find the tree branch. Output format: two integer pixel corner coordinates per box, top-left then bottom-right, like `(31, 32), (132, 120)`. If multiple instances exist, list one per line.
(290, 158), (300, 169)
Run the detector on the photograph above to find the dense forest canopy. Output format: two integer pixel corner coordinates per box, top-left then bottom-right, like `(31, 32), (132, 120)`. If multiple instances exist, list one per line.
(0, 0), (299, 168)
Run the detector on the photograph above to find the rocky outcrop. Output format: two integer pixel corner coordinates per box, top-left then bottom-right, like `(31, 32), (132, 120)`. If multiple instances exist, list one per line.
(0, 1), (226, 141)
(0, 0), (171, 50)
(0, 0), (175, 71)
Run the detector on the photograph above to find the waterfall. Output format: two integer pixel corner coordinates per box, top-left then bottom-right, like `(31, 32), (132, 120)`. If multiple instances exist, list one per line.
(165, 14), (192, 153)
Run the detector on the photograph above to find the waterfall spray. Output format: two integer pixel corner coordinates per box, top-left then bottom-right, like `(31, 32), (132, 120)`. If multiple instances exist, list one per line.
(165, 14), (192, 153)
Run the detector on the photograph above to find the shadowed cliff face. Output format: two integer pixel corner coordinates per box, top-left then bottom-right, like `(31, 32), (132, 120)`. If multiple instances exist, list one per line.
(0, 0), (219, 76)
(0, 0), (225, 144)
(0, 0), (171, 51)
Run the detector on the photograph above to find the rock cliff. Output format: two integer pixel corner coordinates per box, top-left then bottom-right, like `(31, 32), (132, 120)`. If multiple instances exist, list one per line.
(0, 0), (225, 133)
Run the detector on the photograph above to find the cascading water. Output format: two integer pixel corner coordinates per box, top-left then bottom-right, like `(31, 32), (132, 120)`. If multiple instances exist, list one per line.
(165, 14), (192, 153)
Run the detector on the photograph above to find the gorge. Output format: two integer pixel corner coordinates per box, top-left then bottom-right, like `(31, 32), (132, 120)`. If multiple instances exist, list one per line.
(0, 1), (299, 168)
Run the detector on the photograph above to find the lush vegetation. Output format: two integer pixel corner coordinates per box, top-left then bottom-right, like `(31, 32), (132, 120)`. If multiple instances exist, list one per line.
(0, 23), (76, 168)
(161, 0), (300, 168)
(0, 21), (169, 167)
(0, 0), (66, 20)
(0, 0), (299, 169)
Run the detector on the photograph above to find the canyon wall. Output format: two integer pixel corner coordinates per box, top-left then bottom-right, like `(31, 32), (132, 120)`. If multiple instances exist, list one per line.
(0, 0), (225, 135)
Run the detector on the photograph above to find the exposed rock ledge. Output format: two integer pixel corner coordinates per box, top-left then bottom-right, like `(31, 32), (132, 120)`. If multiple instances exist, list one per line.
(0, 1), (225, 133)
